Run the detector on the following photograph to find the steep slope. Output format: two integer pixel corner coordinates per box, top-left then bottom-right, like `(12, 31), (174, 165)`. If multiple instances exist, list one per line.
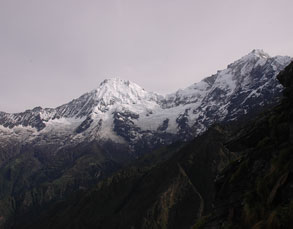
(164, 50), (290, 135)
(200, 61), (293, 228)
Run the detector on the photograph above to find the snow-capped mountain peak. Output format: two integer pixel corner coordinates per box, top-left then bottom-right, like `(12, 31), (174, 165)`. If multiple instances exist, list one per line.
(229, 49), (270, 69)
(51, 78), (162, 119)
(94, 78), (161, 107)
(238, 49), (271, 62)
(250, 49), (270, 58)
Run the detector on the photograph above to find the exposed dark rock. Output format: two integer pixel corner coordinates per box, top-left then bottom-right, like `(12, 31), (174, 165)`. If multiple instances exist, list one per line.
(157, 119), (169, 132)
(75, 116), (94, 133)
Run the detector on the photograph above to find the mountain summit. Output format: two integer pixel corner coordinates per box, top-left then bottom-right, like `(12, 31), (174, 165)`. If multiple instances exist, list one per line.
(249, 49), (270, 58)
(94, 78), (161, 108)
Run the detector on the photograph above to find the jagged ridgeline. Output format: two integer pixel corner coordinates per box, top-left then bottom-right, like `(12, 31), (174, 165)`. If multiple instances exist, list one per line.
(0, 50), (291, 158)
(0, 51), (292, 229)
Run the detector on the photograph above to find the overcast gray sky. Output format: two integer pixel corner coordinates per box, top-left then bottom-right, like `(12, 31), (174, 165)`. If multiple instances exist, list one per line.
(1, 0), (292, 113)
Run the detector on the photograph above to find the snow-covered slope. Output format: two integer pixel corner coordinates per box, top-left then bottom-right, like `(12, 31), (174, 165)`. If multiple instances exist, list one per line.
(0, 50), (291, 155)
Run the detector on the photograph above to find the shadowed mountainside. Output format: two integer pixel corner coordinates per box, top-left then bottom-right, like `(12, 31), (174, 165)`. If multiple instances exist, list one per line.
(200, 61), (293, 229)
(10, 125), (233, 229)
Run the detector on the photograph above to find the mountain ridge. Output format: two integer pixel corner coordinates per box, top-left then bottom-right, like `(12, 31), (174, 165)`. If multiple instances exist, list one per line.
(0, 50), (291, 156)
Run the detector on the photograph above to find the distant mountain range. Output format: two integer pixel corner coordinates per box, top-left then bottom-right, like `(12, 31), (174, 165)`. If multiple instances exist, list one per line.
(0, 49), (291, 156)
